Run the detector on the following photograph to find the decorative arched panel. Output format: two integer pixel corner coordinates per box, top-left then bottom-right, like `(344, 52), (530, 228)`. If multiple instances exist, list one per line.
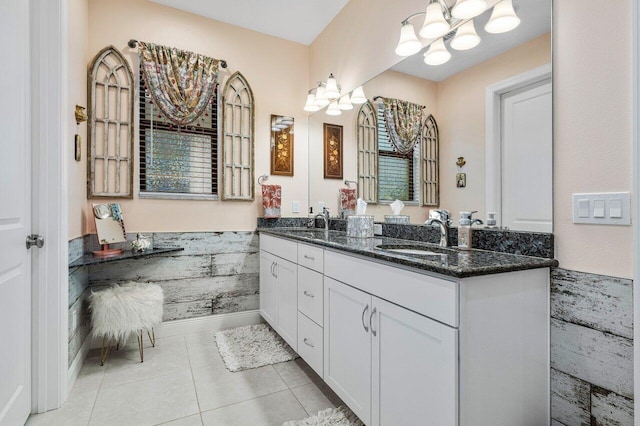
(221, 72), (255, 200)
(421, 114), (439, 206)
(87, 46), (134, 198)
(356, 101), (378, 203)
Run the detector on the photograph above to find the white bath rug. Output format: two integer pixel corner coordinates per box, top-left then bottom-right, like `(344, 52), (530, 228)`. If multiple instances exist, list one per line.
(214, 324), (298, 372)
(282, 406), (364, 426)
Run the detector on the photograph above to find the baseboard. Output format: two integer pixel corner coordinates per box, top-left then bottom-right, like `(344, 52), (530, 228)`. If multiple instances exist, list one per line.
(67, 336), (91, 393)
(87, 309), (263, 349)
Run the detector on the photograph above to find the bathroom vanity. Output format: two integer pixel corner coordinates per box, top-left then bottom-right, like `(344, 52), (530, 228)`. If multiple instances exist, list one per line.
(259, 229), (556, 426)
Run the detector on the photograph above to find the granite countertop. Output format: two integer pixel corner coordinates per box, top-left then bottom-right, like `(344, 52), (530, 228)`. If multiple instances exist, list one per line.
(259, 227), (558, 279)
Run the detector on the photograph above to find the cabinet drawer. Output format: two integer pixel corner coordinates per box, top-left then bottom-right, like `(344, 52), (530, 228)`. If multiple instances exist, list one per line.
(298, 312), (323, 378)
(260, 234), (297, 263)
(297, 243), (324, 273)
(297, 266), (323, 326)
(324, 250), (459, 327)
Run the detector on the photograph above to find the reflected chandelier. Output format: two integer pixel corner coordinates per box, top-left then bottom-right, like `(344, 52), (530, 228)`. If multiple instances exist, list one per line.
(395, 0), (521, 66)
(303, 73), (367, 116)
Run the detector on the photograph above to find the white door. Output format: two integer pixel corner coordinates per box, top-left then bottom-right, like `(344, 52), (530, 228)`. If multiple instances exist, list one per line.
(323, 278), (371, 425)
(275, 258), (297, 351)
(371, 297), (458, 426)
(501, 79), (552, 232)
(0, 0), (32, 424)
(259, 251), (277, 328)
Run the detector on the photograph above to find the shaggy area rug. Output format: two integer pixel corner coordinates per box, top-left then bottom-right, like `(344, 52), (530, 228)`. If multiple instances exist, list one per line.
(214, 324), (298, 372)
(282, 406), (364, 426)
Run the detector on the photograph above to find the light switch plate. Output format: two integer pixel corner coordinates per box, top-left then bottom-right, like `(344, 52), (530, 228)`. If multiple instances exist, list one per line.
(373, 224), (383, 235)
(292, 201), (300, 214)
(572, 192), (630, 225)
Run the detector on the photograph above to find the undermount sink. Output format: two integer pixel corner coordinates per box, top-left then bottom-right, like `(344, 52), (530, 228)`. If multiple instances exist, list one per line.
(375, 244), (444, 256)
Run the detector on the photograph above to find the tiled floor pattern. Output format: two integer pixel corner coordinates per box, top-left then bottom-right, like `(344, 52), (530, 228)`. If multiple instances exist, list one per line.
(27, 333), (342, 426)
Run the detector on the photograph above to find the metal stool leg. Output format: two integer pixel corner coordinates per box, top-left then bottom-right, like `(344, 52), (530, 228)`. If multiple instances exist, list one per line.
(147, 328), (156, 347)
(100, 336), (112, 366)
(137, 331), (144, 362)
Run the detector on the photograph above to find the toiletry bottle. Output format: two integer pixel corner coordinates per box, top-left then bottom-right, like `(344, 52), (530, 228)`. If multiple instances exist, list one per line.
(486, 212), (497, 228)
(308, 207), (314, 218)
(458, 211), (473, 250)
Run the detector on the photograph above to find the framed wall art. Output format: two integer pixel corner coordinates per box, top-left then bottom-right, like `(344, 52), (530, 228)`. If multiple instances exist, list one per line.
(323, 123), (343, 179)
(270, 115), (294, 176)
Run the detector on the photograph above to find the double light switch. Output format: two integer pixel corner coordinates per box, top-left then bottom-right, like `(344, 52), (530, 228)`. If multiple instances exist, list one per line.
(572, 192), (630, 225)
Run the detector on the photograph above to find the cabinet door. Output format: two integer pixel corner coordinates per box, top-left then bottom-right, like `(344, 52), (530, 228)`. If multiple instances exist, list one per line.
(371, 296), (458, 426)
(276, 257), (298, 351)
(259, 251), (277, 328)
(324, 278), (372, 425)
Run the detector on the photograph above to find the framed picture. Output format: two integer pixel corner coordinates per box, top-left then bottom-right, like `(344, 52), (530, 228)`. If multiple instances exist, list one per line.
(323, 123), (343, 179)
(456, 172), (466, 188)
(270, 115), (294, 176)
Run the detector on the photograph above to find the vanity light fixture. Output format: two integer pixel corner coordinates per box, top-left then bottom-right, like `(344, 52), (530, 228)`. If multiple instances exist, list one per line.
(424, 38), (451, 65)
(303, 75), (367, 113)
(326, 101), (342, 116)
(395, 0), (521, 66)
(450, 20), (480, 50)
(338, 94), (353, 110)
(350, 86), (367, 104)
(484, 0), (520, 33)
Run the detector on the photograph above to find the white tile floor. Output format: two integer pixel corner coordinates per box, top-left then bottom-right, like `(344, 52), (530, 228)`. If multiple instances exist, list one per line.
(26, 333), (342, 426)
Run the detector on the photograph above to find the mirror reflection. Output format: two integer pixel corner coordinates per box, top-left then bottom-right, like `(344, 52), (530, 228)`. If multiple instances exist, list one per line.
(308, 0), (551, 232)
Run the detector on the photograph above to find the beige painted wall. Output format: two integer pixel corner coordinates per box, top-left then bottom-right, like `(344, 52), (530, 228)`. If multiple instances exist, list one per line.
(67, 0), (89, 239)
(308, 70), (437, 223)
(312, 1), (633, 278)
(553, 1), (632, 278)
(73, 0), (310, 237)
(438, 33), (551, 223)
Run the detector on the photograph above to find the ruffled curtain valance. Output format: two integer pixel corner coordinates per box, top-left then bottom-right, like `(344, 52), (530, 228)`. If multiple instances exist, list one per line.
(139, 41), (220, 125)
(382, 97), (424, 155)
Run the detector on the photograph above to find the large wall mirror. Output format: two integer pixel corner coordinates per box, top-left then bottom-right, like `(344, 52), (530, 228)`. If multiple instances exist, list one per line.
(308, 0), (552, 232)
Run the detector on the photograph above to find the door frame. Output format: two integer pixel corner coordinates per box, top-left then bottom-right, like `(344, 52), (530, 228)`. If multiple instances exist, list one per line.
(30, 0), (69, 413)
(485, 63), (553, 228)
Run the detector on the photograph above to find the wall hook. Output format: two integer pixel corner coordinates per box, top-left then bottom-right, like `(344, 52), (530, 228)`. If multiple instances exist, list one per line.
(75, 105), (87, 124)
(456, 156), (466, 168)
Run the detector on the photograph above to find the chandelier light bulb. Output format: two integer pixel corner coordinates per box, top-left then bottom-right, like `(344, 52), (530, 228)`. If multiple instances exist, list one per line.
(324, 74), (340, 99)
(350, 86), (367, 104)
(395, 22), (422, 56)
(450, 20), (481, 50)
(338, 94), (353, 110)
(451, 0), (488, 19)
(304, 93), (320, 112)
(485, 0), (520, 34)
(423, 38), (451, 66)
(419, 2), (451, 39)
(326, 101), (342, 116)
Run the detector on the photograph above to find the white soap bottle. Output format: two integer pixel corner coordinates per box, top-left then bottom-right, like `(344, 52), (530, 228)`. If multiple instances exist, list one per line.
(458, 211), (473, 251)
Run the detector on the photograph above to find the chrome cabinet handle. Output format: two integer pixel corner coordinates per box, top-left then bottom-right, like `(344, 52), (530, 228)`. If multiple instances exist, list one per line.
(270, 262), (275, 277)
(303, 338), (315, 348)
(303, 290), (315, 298)
(274, 263), (278, 279)
(362, 304), (369, 332)
(370, 307), (377, 337)
(303, 255), (315, 260)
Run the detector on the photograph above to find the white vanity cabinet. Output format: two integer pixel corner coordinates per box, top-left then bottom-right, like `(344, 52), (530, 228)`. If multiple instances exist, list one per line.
(259, 235), (298, 351)
(259, 233), (550, 426)
(324, 277), (457, 426)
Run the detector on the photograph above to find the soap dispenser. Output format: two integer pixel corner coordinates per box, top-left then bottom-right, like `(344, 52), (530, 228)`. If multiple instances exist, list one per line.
(458, 211), (473, 250)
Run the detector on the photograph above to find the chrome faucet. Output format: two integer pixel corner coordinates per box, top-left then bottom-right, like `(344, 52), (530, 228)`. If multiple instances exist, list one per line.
(314, 208), (330, 231)
(425, 210), (451, 247)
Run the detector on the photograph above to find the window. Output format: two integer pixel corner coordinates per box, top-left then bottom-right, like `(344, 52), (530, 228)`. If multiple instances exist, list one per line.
(139, 69), (219, 199)
(376, 103), (418, 203)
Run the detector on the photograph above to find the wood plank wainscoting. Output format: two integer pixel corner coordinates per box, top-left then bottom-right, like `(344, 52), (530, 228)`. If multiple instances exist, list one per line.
(67, 232), (260, 371)
(550, 268), (634, 425)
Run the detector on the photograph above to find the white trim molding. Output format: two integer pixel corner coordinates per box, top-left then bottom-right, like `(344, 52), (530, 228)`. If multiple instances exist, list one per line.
(30, 0), (69, 413)
(485, 63), (552, 227)
(632, 1), (640, 424)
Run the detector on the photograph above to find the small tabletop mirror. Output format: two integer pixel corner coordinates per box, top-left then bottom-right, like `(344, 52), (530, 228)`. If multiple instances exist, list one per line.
(92, 203), (126, 257)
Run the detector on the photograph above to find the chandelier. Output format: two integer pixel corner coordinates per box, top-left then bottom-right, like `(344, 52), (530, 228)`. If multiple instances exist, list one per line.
(303, 74), (368, 116)
(395, 0), (521, 66)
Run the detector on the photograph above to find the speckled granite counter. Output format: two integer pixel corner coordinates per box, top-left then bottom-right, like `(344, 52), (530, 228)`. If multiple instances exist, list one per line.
(259, 227), (558, 279)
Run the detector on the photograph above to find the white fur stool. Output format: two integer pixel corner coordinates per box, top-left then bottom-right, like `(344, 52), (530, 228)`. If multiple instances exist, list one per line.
(90, 282), (164, 365)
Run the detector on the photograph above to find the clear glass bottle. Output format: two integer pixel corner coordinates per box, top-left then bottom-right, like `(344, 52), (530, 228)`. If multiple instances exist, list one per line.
(458, 211), (472, 250)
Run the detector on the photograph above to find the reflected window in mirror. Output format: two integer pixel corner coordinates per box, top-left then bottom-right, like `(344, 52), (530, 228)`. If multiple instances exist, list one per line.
(357, 101), (378, 203)
(421, 114), (439, 206)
